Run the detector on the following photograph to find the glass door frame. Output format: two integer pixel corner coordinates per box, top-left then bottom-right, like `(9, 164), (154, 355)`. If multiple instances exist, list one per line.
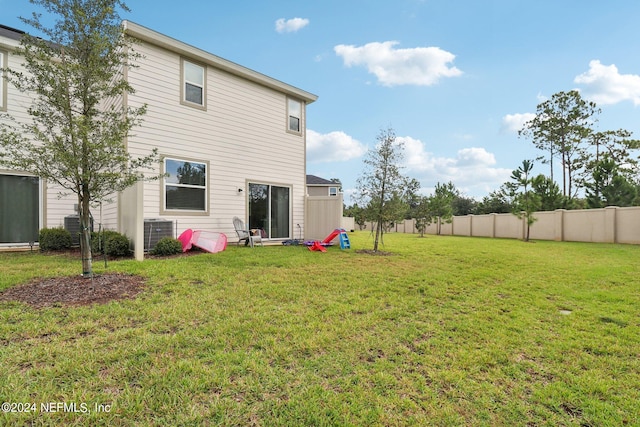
(247, 182), (292, 240)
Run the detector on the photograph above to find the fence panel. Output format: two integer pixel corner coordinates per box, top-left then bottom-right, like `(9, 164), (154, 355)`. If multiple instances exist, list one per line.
(529, 211), (556, 241)
(471, 214), (494, 238)
(347, 207), (640, 244)
(617, 207), (640, 244)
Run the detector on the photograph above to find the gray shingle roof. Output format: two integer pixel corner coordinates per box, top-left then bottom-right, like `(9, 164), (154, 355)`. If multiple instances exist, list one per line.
(306, 174), (335, 186)
(0, 24), (25, 41)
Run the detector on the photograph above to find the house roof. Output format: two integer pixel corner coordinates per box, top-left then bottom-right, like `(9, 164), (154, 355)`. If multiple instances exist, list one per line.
(306, 175), (336, 186)
(0, 24), (25, 42)
(123, 20), (318, 105)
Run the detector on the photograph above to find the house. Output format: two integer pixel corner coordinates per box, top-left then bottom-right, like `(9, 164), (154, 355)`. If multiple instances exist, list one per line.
(0, 22), (318, 258)
(306, 174), (340, 197)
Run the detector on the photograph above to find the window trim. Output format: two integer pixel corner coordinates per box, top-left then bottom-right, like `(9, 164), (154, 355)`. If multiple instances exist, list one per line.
(0, 50), (7, 112)
(180, 58), (207, 110)
(329, 186), (338, 196)
(286, 97), (302, 135)
(0, 172), (43, 245)
(160, 157), (209, 216)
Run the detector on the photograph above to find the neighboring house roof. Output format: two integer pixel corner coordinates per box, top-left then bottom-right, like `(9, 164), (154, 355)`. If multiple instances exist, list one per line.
(122, 20), (318, 105)
(306, 175), (336, 186)
(0, 24), (25, 42)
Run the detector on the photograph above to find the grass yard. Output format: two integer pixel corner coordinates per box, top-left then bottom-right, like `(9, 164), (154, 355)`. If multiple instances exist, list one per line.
(0, 232), (639, 426)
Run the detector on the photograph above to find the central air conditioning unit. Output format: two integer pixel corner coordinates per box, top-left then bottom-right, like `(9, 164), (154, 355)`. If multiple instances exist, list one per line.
(143, 219), (173, 252)
(64, 215), (94, 246)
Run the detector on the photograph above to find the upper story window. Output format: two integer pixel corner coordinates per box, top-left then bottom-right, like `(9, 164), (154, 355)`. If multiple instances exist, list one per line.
(0, 50), (6, 111)
(329, 187), (338, 196)
(182, 58), (206, 109)
(163, 158), (208, 213)
(287, 98), (302, 134)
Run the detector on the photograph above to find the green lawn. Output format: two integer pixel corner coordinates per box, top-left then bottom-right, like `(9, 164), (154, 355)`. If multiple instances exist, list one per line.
(1, 232), (639, 426)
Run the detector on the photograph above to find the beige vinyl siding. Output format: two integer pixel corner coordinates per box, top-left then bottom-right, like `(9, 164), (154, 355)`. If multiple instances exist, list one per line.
(0, 42), (78, 234)
(126, 41), (307, 239)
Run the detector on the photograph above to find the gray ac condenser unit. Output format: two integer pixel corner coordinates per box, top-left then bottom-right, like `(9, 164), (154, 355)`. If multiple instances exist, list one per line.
(143, 219), (173, 252)
(64, 215), (94, 246)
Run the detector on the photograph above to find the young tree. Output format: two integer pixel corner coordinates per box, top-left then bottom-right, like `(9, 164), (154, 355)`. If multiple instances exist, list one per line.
(411, 195), (433, 238)
(0, 0), (159, 277)
(356, 127), (411, 252)
(519, 90), (599, 199)
(509, 160), (540, 241)
(428, 181), (458, 235)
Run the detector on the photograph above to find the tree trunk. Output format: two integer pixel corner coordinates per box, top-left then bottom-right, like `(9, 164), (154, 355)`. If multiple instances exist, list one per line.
(549, 144), (554, 185)
(373, 220), (382, 252)
(79, 192), (92, 278)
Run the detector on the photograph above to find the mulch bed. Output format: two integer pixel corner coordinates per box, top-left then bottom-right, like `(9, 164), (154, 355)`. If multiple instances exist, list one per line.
(0, 273), (145, 309)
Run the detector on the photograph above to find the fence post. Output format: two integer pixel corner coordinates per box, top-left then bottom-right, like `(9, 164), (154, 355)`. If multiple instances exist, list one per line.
(491, 213), (496, 238)
(555, 209), (565, 242)
(605, 206), (617, 243)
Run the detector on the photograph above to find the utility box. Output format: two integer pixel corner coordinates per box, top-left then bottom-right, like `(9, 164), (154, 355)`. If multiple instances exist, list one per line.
(144, 219), (173, 252)
(64, 215), (94, 246)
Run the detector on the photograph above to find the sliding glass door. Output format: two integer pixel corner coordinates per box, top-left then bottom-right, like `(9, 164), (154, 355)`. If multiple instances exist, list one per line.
(248, 183), (290, 239)
(0, 174), (40, 244)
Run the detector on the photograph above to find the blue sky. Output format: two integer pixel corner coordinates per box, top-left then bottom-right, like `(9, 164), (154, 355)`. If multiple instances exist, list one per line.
(3, 0), (640, 204)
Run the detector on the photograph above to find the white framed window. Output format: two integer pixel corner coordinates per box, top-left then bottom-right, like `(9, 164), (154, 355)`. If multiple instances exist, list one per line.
(287, 98), (302, 133)
(329, 186), (338, 196)
(181, 58), (206, 108)
(162, 158), (208, 213)
(0, 50), (6, 111)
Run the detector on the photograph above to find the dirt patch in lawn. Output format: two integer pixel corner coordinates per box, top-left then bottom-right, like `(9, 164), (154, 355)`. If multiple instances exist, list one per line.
(0, 273), (145, 309)
(356, 249), (394, 256)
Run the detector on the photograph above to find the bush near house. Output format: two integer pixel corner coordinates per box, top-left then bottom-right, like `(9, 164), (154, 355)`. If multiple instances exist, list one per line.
(150, 237), (183, 256)
(38, 227), (72, 251)
(91, 230), (132, 257)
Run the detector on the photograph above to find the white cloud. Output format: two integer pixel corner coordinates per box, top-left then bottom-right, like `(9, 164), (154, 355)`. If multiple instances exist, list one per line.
(307, 129), (367, 163)
(397, 136), (511, 196)
(334, 41), (462, 86)
(275, 17), (309, 33)
(501, 113), (535, 133)
(574, 60), (640, 105)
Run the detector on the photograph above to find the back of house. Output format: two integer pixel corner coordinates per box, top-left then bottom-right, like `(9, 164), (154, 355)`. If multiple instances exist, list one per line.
(0, 22), (317, 257)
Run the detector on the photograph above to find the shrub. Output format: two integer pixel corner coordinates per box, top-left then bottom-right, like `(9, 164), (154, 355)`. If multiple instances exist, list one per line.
(91, 230), (131, 257)
(105, 233), (131, 257)
(39, 227), (72, 251)
(151, 237), (183, 256)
